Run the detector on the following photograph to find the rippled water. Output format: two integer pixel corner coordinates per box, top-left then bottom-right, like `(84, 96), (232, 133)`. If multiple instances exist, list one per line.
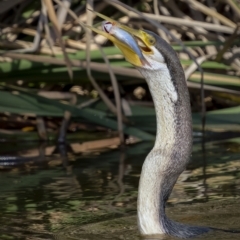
(0, 134), (239, 240)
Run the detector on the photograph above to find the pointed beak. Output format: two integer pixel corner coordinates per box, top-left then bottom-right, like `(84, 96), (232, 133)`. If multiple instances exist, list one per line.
(85, 11), (153, 66)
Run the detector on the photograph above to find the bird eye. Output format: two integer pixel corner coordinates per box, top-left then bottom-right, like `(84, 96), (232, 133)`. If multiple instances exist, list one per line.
(148, 36), (156, 45)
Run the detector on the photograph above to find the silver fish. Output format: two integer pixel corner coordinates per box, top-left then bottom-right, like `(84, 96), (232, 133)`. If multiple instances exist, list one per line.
(102, 21), (149, 66)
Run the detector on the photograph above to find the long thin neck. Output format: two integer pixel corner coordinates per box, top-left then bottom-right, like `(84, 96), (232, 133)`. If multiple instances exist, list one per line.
(137, 65), (193, 236)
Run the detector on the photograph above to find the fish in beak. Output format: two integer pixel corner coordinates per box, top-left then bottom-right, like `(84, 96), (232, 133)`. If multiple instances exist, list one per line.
(85, 11), (154, 67)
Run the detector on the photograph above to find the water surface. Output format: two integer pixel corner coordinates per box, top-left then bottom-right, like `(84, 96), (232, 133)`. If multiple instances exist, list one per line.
(0, 134), (239, 239)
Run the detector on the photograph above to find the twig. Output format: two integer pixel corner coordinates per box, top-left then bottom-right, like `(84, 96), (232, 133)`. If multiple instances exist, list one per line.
(96, 41), (125, 142)
(58, 93), (77, 143)
(153, 0), (169, 41)
(227, 0), (240, 16)
(86, 0), (124, 142)
(57, 0), (72, 28)
(185, 54), (216, 79)
(41, 0), (54, 52)
(165, 0), (208, 35)
(9, 6), (44, 53)
(52, 0), (124, 123)
(103, 2), (234, 34)
(36, 117), (47, 141)
(42, 0), (73, 79)
(215, 24), (240, 62)
(183, 0), (236, 28)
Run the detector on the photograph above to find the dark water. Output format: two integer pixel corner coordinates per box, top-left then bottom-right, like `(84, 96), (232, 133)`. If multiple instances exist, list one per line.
(0, 134), (239, 240)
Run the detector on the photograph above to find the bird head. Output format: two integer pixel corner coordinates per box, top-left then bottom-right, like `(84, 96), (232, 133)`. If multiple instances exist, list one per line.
(85, 11), (167, 70)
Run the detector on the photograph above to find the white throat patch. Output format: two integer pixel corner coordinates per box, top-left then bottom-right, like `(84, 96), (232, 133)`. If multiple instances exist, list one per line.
(138, 46), (178, 103)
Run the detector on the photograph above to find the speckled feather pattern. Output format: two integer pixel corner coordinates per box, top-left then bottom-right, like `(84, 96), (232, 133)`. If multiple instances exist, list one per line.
(137, 31), (209, 238)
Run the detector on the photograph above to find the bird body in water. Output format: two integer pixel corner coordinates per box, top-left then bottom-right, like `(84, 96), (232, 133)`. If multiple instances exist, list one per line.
(135, 31), (209, 238)
(87, 13), (210, 238)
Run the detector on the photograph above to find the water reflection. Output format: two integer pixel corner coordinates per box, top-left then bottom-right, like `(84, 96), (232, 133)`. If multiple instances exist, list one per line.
(0, 135), (239, 239)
